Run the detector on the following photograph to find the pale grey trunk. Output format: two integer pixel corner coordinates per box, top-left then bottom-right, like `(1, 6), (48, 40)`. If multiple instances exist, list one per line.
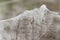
(0, 5), (60, 40)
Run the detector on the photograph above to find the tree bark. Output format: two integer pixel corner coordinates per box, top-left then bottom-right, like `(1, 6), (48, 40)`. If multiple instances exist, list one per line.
(0, 5), (60, 40)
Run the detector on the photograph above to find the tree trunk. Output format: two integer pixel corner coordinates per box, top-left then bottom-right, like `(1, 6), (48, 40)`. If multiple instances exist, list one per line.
(0, 5), (60, 40)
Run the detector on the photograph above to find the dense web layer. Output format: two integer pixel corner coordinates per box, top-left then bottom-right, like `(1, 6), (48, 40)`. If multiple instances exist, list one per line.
(0, 4), (60, 40)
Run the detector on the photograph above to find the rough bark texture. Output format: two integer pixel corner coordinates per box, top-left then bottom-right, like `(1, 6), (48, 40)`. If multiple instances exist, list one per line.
(0, 5), (60, 40)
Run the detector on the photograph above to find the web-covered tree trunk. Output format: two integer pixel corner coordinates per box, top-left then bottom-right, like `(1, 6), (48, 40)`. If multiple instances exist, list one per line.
(0, 5), (60, 40)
